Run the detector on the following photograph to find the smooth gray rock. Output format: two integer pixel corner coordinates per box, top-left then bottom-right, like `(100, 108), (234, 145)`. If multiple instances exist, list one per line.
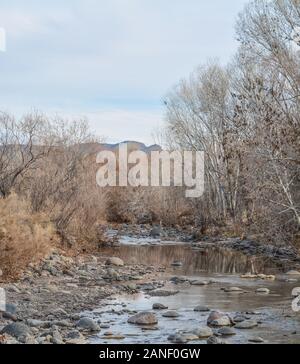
(167, 334), (187, 343)
(128, 312), (158, 325)
(207, 311), (232, 326)
(190, 280), (209, 286)
(193, 327), (213, 339)
(162, 310), (179, 318)
(235, 320), (258, 329)
(76, 317), (100, 332)
(105, 257), (124, 266)
(194, 305), (210, 312)
(248, 336), (264, 343)
(256, 288), (270, 294)
(152, 303), (168, 310)
(217, 327), (236, 336)
(207, 336), (226, 344)
(1, 323), (31, 339)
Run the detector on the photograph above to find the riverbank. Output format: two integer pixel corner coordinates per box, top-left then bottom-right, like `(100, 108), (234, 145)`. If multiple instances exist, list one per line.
(0, 249), (166, 344)
(1, 227), (300, 344)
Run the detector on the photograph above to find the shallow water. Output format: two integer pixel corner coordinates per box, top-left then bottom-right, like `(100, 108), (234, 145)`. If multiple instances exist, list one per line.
(89, 242), (300, 344)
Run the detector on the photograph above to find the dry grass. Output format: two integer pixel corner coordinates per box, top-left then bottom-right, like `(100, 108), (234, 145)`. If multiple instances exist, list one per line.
(0, 193), (56, 279)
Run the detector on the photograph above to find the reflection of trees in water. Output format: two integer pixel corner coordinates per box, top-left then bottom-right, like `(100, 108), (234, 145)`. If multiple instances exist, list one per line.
(102, 245), (277, 274)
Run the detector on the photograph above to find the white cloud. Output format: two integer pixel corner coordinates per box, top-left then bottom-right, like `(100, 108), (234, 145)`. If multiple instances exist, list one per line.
(0, 0), (248, 142)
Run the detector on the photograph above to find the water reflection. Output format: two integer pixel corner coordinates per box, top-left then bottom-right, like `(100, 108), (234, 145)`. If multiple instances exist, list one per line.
(101, 244), (280, 275)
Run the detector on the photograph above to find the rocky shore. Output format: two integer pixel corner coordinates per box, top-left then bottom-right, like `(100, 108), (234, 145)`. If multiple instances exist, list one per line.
(1, 225), (300, 344)
(0, 249), (166, 344)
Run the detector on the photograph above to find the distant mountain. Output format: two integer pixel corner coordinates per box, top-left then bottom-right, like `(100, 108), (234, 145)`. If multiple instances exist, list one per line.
(77, 141), (162, 155)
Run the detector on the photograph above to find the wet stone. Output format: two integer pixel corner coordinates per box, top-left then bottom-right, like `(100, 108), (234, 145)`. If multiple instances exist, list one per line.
(235, 320), (258, 329)
(162, 310), (179, 318)
(128, 312), (158, 325)
(194, 305), (210, 312)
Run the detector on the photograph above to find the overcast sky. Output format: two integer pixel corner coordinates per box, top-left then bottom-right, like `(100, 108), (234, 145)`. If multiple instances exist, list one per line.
(0, 0), (248, 144)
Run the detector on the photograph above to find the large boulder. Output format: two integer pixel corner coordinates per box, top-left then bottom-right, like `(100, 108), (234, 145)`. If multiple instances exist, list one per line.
(128, 312), (158, 325)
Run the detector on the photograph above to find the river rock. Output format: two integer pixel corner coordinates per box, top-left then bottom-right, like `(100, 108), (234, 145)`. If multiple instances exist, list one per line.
(194, 305), (210, 312)
(76, 317), (100, 332)
(4, 303), (17, 315)
(224, 287), (243, 293)
(100, 334), (125, 340)
(286, 270), (300, 276)
(105, 257), (124, 267)
(148, 290), (179, 297)
(167, 334), (187, 343)
(64, 330), (84, 340)
(170, 276), (188, 284)
(183, 334), (199, 341)
(211, 316), (232, 327)
(171, 261), (183, 267)
(1, 323), (31, 340)
(152, 303), (168, 310)
(207, 336), (226, 345)
(248, 336), (264, 343)
(217, 327), (236, 336)
(235, 320), (258, 329)
(190, 280), (209, 286)
(27, 319), (51, 328)
(192, 327), (213, 338)
(128, 312), (158, 325)
(256, 288), (270, 294)
(257, 274), (275, 280)
(240, 273), (257, 279)
(104, 268), (120, 280)
(51, 330), (64, 344)
(207, 311), (232, 327)
(162, 310), (179, 318)
(233, 315), (247, 323)
(207, 311), (224, 325)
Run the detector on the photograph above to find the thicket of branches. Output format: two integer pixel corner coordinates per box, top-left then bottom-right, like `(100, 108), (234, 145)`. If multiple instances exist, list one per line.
(164, 0), (300, 245)
(0, 0), (299, 264)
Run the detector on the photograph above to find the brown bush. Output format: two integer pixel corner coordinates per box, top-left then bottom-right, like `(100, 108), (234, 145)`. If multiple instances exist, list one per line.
(0, 193), (55, 279)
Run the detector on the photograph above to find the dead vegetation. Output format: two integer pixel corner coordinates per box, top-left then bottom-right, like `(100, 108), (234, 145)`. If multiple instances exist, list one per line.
(0, 0), (299, 279)
(0, 193), (55, 278)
